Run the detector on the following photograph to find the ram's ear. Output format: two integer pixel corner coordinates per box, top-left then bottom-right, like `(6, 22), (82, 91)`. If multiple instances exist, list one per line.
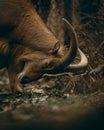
(51, 42), (60, 54)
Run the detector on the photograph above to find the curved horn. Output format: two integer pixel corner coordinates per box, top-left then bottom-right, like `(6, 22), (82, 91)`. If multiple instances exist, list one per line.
(54, 18), (78, 71)
(64, 48), (88, 72)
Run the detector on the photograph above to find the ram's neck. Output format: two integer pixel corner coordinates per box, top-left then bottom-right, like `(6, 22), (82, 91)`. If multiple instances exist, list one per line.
(11, 5), (58, 53)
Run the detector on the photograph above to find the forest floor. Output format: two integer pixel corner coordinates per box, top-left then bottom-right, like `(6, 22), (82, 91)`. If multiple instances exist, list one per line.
(0, 68), (104, 130)
(0, 2), (104, 129)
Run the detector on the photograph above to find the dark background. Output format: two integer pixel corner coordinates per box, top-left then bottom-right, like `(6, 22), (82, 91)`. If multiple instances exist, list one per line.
(0, 0), (104, 130)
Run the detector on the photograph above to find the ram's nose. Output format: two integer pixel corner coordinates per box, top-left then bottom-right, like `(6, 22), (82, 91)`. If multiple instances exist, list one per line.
(20, 76), (30, 84)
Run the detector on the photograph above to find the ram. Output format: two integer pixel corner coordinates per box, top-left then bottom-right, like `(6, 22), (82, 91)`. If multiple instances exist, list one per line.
(0, 0), (88, 93)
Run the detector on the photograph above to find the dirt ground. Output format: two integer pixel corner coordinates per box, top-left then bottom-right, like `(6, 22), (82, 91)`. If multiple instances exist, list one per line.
(0, 68), (104, 130)
(0, 1), (104, 130)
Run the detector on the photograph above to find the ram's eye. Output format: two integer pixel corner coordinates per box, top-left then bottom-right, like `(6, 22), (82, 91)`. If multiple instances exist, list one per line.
(46, 61), (54, 68)
(42, 59), (55, 70)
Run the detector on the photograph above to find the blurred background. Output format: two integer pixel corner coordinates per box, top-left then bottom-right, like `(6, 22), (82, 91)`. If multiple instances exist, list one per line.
(0, 0), (104, 130)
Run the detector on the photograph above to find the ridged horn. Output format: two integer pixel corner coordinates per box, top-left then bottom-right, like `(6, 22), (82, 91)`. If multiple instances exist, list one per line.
(53, 18), (78, 71)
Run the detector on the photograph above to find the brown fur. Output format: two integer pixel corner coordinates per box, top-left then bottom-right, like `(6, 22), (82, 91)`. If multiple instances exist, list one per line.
(0, 0), (57, 52)
(6, 43), (60, 93)
(0, 0), (79, 93)
(0, 38), (60, 93)
(0, 0), (59, 92)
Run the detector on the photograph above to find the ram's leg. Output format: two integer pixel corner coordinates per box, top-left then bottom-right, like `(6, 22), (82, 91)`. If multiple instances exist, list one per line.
(7, 68), (23, 93)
